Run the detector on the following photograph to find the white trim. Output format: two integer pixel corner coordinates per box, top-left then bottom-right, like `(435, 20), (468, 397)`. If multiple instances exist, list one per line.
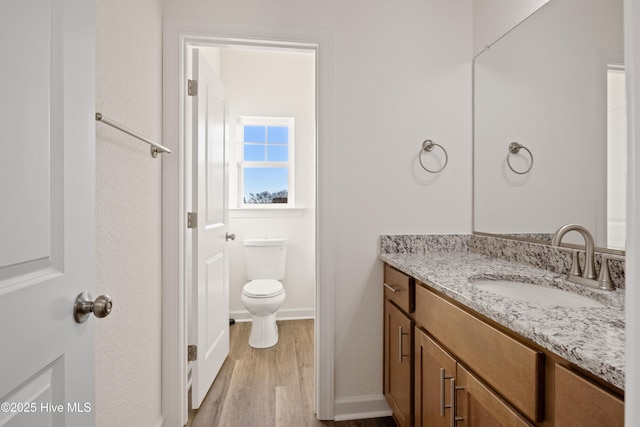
(594, 49), (625, 247)
(624, 0), (640, 425)
(230, 307), (315, 322)
(314, 23), (336, 421)
(333, 395), (393, 421)
(230, 207), (305, 218)
(238, 116), (296, 208)
(153, 415), (164, 427)
(162, 18), (335, 425)
(162, 19), (187, 427)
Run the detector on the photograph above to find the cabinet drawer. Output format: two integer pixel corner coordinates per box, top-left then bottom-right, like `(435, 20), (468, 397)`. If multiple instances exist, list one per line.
(415, 284), (544, 422)
(384, 264), (414, 313)
(555, 364), (623, 427)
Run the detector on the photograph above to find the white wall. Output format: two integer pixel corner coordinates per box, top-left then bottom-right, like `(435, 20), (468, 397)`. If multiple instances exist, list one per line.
(95, 1), (163, 426)
(214, 48), (317, 320)
(163, 0), (473, 405)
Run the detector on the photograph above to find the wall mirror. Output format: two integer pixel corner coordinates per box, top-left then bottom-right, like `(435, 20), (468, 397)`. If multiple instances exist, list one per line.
(473, 0), (625, 252)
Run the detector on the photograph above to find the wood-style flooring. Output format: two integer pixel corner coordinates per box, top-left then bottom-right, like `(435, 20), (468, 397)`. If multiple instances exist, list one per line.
(186, 319), (396, 427)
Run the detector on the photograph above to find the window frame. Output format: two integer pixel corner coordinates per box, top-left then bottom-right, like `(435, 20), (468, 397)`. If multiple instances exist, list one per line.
(238, 116), (295, 208)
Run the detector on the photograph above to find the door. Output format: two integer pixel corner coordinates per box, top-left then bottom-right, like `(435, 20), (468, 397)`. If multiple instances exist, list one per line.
(0, 1), (95, 426)
(190, 48), (231, 409)
(554, 364), (623, 427)
(455, 364), (533, 427)
(414, 328), (457, 427)
(384, 300), (413, 427)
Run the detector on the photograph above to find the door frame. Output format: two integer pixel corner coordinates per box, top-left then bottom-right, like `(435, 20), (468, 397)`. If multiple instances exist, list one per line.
(161, 19), (335, 426)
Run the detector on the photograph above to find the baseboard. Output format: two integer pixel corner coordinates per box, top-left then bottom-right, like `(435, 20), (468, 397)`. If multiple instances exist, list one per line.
(333, 395), (392, 421)
(229, 307), (315, 322)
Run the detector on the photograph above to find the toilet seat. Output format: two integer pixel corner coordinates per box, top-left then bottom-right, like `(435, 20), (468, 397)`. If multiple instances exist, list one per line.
(242, 279), (284, 298)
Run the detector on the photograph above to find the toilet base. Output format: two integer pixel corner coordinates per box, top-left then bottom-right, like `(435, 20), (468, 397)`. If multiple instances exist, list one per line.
(248, 313), (279, 348)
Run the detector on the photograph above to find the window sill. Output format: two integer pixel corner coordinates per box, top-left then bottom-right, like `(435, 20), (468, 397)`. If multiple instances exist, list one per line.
(230, 207), (306, 219)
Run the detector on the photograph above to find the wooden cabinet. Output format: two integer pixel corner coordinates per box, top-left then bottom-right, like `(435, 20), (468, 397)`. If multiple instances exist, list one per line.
(415, 328), (533, 427)
(555, 364), (624, 427)
(384, 265), (415, 427)
(382, 263), (624, 427)
(456, 364), (534, 427)
(384, 300), (413, 427)
(414, 284), (544, 422)
(384, 264), (414, 313)
(414, 327), (457, 427)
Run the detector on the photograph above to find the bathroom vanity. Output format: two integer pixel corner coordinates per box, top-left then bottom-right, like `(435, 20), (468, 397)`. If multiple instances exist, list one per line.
(380, 235), (625, 427)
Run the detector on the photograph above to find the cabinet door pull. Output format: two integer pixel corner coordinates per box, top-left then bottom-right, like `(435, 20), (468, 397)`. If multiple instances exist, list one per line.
(451, 378), (464, 426)
(384, 283), (400, 293)
(440, 368), (454, 417)
(398, 326), (410, 363)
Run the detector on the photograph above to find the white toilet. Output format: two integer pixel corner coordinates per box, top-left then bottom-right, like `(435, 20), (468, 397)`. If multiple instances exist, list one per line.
(242, 238), (287, 348)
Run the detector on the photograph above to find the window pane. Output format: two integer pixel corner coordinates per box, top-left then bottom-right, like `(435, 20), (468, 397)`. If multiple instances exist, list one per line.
(267, 126), (288, 144)
(244, 144), (265, 161)
(244, 167), (289, 204)
(267, 145), (288, 161)
(244, 125), (265, 143)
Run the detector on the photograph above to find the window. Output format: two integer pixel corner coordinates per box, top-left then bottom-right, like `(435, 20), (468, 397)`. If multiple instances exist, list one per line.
(239, 117), (294, 207)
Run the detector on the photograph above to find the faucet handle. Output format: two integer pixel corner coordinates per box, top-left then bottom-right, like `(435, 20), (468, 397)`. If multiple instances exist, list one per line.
(569, 250), (582, 278)
(597, 256), (614, 291)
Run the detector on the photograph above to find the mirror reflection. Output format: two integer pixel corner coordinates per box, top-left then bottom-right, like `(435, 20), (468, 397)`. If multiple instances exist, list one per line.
(473, 0), (625, 251)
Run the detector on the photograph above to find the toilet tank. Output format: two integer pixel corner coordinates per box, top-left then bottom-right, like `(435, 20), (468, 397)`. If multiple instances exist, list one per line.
(244, 238), (288, 280)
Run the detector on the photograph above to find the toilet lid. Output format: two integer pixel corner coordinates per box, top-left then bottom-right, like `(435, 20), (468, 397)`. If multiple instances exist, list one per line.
(243, 280), (284, 298)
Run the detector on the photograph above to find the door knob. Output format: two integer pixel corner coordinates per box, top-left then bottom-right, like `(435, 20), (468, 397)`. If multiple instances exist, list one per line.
(74, 292), (113, 323)
(226, 232), (236, 241)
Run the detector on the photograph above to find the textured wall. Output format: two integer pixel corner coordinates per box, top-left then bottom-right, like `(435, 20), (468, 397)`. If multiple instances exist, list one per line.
(95, 0), (163, 426)
(473, 0), (550, 55)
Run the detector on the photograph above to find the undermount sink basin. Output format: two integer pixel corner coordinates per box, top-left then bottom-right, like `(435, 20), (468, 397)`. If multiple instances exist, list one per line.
(471, 279), (604, 308)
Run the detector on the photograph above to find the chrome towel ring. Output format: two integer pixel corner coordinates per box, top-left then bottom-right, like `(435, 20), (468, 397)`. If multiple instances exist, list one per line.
(418, 140), (448, 173)
(507, 142), (533, 174)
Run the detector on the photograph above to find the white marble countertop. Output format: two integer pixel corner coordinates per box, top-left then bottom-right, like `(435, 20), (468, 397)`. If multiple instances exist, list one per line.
(380, 250), (625, 390)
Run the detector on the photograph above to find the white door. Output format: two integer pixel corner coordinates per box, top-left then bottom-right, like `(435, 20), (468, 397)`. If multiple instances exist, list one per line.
(190, 49), (231, 409)
(0, 1), (96, 427)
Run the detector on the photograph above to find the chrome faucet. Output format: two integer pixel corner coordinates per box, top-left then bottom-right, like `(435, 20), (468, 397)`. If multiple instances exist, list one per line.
(551, 224), (613, 290)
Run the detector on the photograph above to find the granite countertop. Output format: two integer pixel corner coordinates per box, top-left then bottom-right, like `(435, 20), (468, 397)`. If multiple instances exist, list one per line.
(380, 250), (626, 390)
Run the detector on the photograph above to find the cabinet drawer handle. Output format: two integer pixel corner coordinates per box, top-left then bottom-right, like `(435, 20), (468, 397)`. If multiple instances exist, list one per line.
(440, 368), (454, 417)
(398, 326), (410, 363)
(384, 283), (400, 293)
(451, 378), (464, 426)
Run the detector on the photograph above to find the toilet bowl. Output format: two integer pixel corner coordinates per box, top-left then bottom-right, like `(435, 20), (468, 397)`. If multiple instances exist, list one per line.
(242, 238), (288, 348)
(241, 280), (286, 348)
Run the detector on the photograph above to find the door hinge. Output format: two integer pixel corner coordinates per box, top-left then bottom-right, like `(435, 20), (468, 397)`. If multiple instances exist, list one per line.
(187, 212), (198, 229)
(187, 345), (197, 362)
(188, 79), (198, 96)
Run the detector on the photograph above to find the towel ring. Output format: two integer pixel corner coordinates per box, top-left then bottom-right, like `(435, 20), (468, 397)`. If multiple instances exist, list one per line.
(507, 142), (533, 174)
(418, 140), (448, 173)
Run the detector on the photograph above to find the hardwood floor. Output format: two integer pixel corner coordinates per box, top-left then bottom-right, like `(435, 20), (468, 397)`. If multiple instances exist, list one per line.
(187, 319), (396, 427)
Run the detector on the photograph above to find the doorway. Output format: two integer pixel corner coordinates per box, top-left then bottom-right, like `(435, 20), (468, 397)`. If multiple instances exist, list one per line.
(186, 42), (316, 418)
(162, 20), (336, 426)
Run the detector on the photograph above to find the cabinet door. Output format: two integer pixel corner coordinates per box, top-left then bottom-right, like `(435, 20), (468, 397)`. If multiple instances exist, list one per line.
(414, 328), (457, 427)
(455, 364), (534, 427)
(415, 284), (543, 421)
(555, 364), (624, 427)
(384, 300), (413, 427)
